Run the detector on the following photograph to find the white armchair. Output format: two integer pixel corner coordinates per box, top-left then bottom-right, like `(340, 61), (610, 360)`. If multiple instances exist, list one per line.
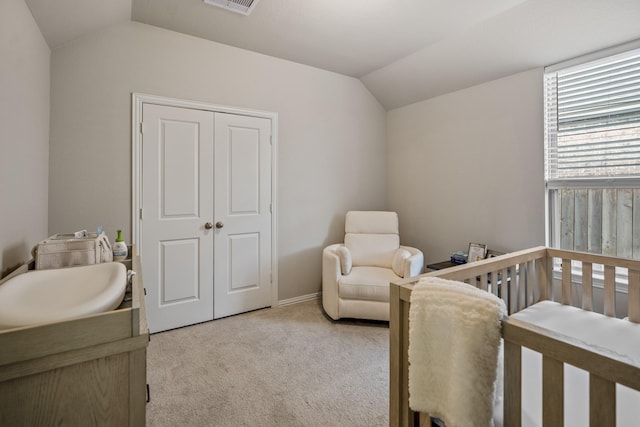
(322, 211), (424, 321)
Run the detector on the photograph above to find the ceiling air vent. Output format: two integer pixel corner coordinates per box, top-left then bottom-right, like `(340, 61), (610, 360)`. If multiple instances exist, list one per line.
(203, 0), (260, 16)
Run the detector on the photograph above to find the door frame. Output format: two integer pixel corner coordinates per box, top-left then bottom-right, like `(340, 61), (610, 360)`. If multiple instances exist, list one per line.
(131, 93), (279, 310)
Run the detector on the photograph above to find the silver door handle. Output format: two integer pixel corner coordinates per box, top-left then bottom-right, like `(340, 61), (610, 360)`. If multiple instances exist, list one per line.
(204, 222), (213, 230)
(215, 221), (224, 229)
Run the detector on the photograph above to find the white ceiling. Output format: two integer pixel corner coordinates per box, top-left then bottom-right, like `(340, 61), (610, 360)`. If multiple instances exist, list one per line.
(25, 0), (130, 49)
(24, 0), (640, 110)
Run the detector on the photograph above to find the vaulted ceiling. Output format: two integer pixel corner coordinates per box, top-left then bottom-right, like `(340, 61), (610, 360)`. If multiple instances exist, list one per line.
(24, 0), (640, 109)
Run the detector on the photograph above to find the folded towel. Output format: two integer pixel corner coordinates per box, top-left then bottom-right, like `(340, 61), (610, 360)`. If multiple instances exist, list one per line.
(408, 277), (506, 427)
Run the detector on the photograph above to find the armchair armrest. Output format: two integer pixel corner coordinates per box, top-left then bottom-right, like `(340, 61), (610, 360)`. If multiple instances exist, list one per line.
(400, 245), (424, 278)
(324, 244), (352, 275)
(322, 244), (344, 320)
(323, 244), (342, 279)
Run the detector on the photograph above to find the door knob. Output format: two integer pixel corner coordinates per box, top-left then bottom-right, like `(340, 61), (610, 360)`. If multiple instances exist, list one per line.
(204, 222), (213, 230)
(215, 221), (224, 229)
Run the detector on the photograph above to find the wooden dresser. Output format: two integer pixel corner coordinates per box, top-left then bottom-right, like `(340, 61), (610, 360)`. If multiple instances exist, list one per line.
(0, 250), (149, 426)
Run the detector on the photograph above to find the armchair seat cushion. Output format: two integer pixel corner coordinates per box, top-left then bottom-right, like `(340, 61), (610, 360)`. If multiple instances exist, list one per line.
(338, 266), (400, 302)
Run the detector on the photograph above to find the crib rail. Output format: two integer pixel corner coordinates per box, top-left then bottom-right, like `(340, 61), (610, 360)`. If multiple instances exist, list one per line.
(546, 248), (640, 322)
(423, 246), (549, 315)
(389, 246), (640, 427)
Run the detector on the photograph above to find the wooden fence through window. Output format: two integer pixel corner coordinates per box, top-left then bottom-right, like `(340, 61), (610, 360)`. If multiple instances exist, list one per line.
(555, 188), (640, 259)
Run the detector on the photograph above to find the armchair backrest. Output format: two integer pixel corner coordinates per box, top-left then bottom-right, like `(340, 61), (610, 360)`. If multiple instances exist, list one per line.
(345, 211), (399, 268)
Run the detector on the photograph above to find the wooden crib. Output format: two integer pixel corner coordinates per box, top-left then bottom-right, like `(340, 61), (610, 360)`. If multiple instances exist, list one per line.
(389, 246), (640, 427)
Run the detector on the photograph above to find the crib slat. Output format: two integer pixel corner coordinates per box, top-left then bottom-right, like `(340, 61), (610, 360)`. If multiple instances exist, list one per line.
(509, 266), (518, 314)
(505, 266), (513, 314)
(528, 260), (536, 306)
(504, 340), (521, 427)
(543, 356), (564, 427)
(589, 373), (615, 427)
(491, 271), (499, 297)
(628, 269), (640, 323)
(502, 267), (510, 313)
(604, 265), (616, 317)
(518, 263), (527, 311)
(537, 257), (550, 302)
(582, 262), (593, 311)
(562, 258), (572, 305)
(479, 273), (488, 292)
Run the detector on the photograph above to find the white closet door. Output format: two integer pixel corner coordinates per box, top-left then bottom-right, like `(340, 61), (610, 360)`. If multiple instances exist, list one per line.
(140, 103), (274, 332)
(141, 104), (214, 333)
(213, 112), (272, 318)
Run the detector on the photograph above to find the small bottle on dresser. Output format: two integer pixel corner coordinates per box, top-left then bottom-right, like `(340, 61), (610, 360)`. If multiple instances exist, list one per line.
(113, 229), (128, 261)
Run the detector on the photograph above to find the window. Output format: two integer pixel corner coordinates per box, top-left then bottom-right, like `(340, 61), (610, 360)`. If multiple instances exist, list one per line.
(544, 45), (640, 260)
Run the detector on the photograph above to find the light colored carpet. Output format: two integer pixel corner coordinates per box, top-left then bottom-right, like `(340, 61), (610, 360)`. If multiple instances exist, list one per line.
(146, 299), (389, 427)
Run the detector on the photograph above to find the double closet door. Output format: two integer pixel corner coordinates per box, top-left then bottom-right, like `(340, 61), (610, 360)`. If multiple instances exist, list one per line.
(140, 103), (272, 333)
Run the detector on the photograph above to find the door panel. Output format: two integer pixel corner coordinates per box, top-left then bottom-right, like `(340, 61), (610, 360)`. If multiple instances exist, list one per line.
(214, 113), (272, 319)
(160, 239), (199, 303)
(229, 127), (260, 213)
(141, 104), (214, 333)
(161, 122), (199, 217)
(229, 233), (259, 291)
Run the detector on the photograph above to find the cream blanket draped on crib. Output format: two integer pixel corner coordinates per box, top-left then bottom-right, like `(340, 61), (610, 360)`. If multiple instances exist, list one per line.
(408, 276), (506, 427)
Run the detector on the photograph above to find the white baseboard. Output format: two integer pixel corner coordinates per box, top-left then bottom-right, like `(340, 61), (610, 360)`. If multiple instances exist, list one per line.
(278, 292), (321, 307)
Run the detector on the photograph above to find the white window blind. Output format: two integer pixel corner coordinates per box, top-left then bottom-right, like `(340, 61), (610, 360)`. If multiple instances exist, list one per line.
(544, 44), (640, 261)
(545, 48), (640, 181)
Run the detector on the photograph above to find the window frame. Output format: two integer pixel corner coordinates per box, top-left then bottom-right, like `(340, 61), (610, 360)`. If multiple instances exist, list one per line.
(544, 40), (640, 292)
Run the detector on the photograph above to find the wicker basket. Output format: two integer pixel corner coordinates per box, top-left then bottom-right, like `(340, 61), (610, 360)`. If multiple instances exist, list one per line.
(34, 232), (113, 270)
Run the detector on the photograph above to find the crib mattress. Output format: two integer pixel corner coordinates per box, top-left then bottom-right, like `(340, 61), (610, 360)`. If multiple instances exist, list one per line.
(496, 301), (640, 426)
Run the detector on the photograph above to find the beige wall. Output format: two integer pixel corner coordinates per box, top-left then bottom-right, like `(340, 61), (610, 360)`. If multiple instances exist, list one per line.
(0, 0), (50, 277)
(387, 68), (545, 264)
(49, 22), (387, 300)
